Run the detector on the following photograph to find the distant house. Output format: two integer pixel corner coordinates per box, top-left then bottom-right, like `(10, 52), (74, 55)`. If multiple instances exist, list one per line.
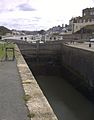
(45, 33), (63, 41)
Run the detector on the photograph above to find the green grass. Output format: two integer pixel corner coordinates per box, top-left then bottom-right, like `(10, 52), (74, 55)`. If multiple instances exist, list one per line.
(0, 43), (5, 60)
(0, 42), (15, 61)
(5, 42), (14, 48)
(27, 113), (35, 118)
(23, 94), (31, 102)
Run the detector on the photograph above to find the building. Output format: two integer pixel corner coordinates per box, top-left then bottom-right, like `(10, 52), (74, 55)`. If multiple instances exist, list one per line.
(69, 7), (94, 34)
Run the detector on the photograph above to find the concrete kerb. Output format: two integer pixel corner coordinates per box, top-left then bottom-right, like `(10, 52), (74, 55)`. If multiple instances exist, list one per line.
(15, 45), (58, 120)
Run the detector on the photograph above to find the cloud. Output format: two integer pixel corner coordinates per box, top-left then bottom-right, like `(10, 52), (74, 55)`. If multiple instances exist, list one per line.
(17, 3), (36, 11)
(0, 8), (12, 13)
(0, 0), (36, 12)
(32, 17), (41, 22)
(0, 0), (93, 31)
(0, 18), (40, 30)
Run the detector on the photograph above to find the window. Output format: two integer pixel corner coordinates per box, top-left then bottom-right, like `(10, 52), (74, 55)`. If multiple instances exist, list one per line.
(90, 11), (94, 15)
(83, 12), (86, 16)
(83, 19), (86, 22)
(76, 26), (78, 29)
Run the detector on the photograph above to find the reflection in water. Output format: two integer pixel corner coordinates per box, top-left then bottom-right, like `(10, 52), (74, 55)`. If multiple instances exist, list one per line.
(34, 75), (94, 120)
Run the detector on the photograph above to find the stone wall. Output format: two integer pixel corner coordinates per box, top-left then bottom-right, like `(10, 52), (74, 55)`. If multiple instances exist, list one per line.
(18, 41), (94, 99)
(61, 44), (94, 89)
(18, 42), (94, 89)
(15, 45), (58, 120)
(18, 42), (62, 60)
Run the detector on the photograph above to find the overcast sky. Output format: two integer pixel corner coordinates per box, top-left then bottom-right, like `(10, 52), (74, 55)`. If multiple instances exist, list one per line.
(0, 0), (94, 31)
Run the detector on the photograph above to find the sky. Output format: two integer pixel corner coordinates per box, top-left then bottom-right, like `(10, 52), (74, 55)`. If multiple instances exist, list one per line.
(0, 0), (94, 31)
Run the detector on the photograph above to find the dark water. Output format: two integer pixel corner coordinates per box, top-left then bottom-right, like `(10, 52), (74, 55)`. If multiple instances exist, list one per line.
(26, 61), (94, 120)
(35, 75), (94, 120)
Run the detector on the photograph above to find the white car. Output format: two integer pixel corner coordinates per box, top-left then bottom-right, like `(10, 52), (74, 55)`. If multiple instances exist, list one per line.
(90, 38), (94, 42)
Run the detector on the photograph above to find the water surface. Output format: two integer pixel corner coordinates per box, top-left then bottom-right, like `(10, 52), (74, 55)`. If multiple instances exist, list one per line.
(34, 75), (94, 120)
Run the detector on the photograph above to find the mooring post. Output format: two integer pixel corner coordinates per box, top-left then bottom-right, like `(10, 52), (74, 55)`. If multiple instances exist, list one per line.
(36, 40), (39, 62)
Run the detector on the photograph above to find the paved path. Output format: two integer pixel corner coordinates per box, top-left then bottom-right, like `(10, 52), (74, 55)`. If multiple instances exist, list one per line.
(0, 61), (30, 120)
(67, 42), (94, 52)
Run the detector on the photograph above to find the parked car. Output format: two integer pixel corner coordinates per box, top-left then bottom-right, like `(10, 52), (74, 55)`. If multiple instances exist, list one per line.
(90, 38), (94, 42)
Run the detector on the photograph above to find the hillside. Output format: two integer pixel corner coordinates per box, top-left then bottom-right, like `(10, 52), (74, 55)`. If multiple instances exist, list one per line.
(0, 26), (11, 35)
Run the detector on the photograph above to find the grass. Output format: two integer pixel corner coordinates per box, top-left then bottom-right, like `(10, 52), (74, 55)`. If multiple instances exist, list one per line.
(0, 43), (5, 59)
(23, 94), (31, 102)
(27, 113), (35, 118)
(0, 42), (14, 61)
(5, 42), (14, 48)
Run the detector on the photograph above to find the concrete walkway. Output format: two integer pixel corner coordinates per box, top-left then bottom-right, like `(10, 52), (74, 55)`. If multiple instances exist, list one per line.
(67, 42), (94, 52)
(0, 61), (30, 120)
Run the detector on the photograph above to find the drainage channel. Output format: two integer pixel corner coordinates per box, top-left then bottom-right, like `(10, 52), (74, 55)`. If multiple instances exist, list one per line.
(25, 58), (94, 120)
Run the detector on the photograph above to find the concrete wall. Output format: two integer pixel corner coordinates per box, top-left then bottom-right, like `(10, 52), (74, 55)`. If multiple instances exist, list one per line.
(61, 44), (94, 89)
(15, 45), (58, 120)
(62, 33), (90, 41)
(18, 41), (62, 59)
(18, 42), (94, 89)
(18, 41), (94, 97)
(73, 22), (94, 33)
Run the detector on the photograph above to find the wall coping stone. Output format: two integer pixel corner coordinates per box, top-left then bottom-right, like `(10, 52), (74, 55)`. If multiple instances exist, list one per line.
(15, 45), (58, 120)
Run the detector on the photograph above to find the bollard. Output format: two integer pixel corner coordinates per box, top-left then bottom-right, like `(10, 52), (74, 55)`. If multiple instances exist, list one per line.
(89, 43), (91, 47)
